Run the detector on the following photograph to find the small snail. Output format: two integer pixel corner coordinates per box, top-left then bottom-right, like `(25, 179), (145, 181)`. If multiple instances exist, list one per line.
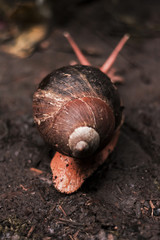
(33, 33), (129, 193)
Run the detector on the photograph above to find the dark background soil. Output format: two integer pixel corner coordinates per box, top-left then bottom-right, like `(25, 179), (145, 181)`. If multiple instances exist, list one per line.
(0, 0), (160, 239)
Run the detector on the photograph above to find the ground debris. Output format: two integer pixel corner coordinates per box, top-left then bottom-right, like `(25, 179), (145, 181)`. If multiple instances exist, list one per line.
(0, 0), (160, 239)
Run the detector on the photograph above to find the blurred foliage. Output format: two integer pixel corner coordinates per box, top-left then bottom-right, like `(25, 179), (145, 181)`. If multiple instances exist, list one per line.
(0, 0), (53, 57)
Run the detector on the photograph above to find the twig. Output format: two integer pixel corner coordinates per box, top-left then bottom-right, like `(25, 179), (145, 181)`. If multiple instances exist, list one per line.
(59, 205), (67, 217)
(149, 200), (155, 217)
(69, 235), (75, 240)
(30, 167), (43, 174)
(20, 184), (28, 191)
(74, 230), (79, 240)
(58, 218), (85, 227)
(27, 225), (35, 238)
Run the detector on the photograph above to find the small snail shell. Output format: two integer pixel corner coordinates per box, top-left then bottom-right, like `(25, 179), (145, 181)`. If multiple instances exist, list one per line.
(33, 65), (122, 159)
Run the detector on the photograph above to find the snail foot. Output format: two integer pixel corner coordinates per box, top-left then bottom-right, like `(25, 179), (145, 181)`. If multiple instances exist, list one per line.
(50, 128), (121, 194)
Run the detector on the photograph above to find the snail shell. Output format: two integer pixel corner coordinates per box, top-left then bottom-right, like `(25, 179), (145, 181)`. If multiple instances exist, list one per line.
(33, 65), (122, 158)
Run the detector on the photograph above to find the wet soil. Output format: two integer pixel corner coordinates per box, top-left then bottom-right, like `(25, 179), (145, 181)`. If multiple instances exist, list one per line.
(0, 0), (160, 239)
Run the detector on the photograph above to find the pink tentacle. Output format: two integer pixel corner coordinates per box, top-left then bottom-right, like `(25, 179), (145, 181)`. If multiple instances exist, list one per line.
(100, 34), (129, 74)
(64, 32), (91, 66)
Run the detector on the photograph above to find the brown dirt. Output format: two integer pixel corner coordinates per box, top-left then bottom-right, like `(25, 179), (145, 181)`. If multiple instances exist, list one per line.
(0, 0), (160, 239)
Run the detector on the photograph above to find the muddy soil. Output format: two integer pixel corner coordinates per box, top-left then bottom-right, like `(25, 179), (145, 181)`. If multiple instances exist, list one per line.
(0, 0), (160, 239)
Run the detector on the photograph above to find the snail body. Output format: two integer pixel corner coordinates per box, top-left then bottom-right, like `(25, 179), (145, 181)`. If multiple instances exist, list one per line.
(33, 65), (122, 159)
(33, 33), (129, 193)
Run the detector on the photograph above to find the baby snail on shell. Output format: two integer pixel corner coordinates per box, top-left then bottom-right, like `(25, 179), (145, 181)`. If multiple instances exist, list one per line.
(33, 32), (129, 194)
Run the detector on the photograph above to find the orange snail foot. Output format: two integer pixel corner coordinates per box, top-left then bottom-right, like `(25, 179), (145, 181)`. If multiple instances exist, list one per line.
(50, 128), (120, 194)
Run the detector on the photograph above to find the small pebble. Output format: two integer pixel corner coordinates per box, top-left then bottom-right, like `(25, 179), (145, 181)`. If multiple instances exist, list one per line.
(11, 234), (20, 240)
(107, 233), (117, 240)
(98, 229), (107, 240)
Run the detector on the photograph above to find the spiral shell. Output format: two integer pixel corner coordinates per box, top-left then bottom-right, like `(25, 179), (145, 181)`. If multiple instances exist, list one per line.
(33, 65), (122, 158)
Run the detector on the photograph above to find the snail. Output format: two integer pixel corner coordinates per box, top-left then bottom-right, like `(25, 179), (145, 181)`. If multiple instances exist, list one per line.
(33, 32), (129, 193)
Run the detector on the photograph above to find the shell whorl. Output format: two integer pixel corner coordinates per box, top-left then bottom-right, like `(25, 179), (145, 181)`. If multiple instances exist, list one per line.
(68, 127), (100, 158)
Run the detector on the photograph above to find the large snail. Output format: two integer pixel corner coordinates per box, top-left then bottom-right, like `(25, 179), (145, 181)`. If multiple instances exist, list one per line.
(33, 33), (129, 193)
